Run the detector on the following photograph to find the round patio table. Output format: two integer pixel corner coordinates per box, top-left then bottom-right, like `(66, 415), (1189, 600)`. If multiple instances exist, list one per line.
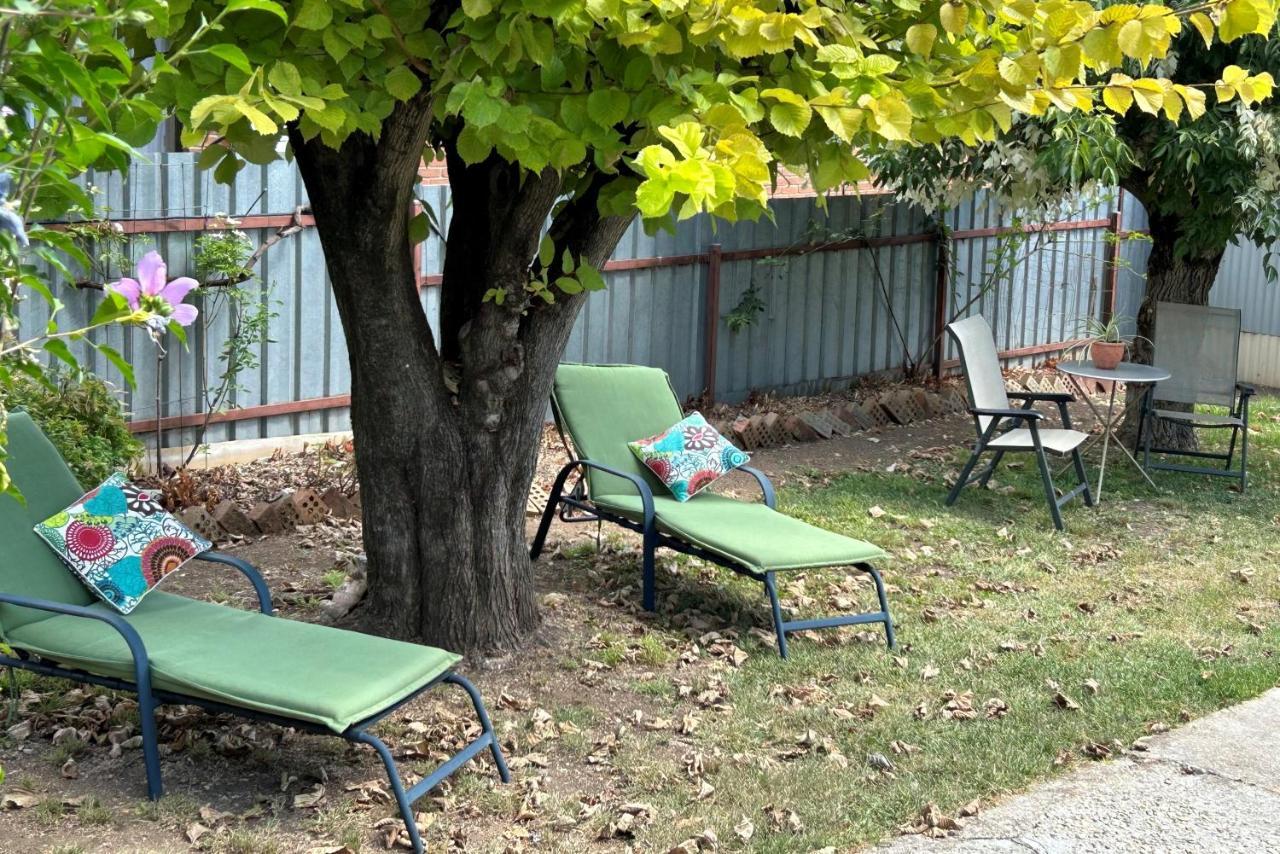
(1056, 360), (1171, 502)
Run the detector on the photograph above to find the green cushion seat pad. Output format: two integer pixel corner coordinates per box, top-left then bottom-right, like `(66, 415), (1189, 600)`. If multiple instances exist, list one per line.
(0, 412), (98, 632)
(4, 591), (459, 733)
(592, 493), (886, 573)
(552, 363), (686, 498)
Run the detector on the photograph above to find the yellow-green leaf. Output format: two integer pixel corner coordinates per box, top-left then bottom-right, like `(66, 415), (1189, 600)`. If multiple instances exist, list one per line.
(905, 23), (937, 58)
(939, 1), (969, 35)
(1189, 12), (1215, 48)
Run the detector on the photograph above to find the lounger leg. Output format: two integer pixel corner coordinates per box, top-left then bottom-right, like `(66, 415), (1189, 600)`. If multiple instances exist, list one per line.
(946, 448), (985, 506)
(123, 643), (164, 801)
(1034, 448), (1065, 531)
(862, 563), (896, 650)
(976, 450), (1005, 488)
(763, 572), (789, 659)
(641, 525), (658, 612)
(445, 673), (511, 783)
(350, 731), (426, 854)
(1071, 448), (1095, 507)
(529, 478), (566, 561)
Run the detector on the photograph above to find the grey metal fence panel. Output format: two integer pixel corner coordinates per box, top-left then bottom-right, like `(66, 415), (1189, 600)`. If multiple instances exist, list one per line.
(19, 155), (1158, 449)
(1211, 239), (1280, 336)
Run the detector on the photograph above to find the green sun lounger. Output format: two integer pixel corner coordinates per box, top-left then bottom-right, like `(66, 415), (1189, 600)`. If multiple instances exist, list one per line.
(529, 364), (894, 658)
(0, 413), (508, 854)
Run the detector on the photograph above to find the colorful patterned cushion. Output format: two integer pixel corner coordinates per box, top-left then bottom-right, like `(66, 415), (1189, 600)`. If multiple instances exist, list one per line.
(627, 412), (750, 502)
(32, 473), (210, 614)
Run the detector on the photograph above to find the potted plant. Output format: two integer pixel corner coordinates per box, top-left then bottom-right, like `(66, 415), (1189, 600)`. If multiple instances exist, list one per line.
(1072, 315), (1143, 370)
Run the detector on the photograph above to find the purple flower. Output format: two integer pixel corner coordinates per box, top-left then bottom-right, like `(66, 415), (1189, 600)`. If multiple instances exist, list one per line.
(107, 250), (199, 328)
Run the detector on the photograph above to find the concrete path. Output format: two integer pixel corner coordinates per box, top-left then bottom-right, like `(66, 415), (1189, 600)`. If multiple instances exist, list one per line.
(876, 688), (1280, 854)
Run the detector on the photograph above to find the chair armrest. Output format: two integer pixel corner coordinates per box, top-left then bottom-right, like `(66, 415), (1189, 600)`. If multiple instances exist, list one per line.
(971, 407), (1044, 421)
(737, 465), (776, 509)
(0, 592), (153, 690)
(1007, 391), (1074, 404)
(1237, 382), (1256, 397)
(193, 551), (273, 615)
(553, 459), (656, 528)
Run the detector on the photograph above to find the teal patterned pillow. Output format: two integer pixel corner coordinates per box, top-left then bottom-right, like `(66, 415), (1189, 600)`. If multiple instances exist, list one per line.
(33, 473), (211, 614)
(628, 412), (750, 502)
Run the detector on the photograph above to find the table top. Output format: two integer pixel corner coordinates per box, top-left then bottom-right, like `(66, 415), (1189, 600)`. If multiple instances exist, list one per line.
(1057, 360), (1171, 383)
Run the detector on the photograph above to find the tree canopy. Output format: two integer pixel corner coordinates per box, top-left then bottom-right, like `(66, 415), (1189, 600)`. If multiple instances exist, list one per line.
(165, 0), (1276, 245)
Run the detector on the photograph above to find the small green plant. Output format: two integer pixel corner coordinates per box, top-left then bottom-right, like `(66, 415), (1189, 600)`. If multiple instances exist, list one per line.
(724, 282), (767, 332)
(322, 569), (348, 590)
(1, 372), (142, 486)
(182, 221), (277, 468)
(77, 797), (114, 826)
(193, 223), (253, 283)
(1076, 314), (1139, 344)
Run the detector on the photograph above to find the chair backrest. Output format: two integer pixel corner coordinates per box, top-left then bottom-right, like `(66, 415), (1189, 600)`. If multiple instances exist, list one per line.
(1153, 302), (1241, 408)
(946, 315), (1009, 434)
(551, 363), (687, 498)
(0, 412), (96, 634)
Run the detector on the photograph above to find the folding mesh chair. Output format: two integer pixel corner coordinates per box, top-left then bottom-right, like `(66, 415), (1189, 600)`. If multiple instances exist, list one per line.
(945, 316), (1093, 530)
(1137, 303), (1253, 490)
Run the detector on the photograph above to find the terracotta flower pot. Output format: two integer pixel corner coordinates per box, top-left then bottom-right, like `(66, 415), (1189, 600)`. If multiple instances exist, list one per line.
(1090, 340), (1125, 370)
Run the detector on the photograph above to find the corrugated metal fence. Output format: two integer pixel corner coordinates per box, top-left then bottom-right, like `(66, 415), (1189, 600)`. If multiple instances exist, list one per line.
(21, 155), (1157, 450)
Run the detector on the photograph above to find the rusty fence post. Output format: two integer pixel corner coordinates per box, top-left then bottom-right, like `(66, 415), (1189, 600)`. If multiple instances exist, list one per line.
(704, 243), (723, 403)
(1102, 205), (1123, 326)
(931, 228), (950, 380)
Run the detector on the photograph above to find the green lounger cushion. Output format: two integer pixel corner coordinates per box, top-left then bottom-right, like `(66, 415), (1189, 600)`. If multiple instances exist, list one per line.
(4, 591), (459, 733)
(593, 493), (886, 572)
(553, 364), (685, 498)
(0, 412), (97, 632)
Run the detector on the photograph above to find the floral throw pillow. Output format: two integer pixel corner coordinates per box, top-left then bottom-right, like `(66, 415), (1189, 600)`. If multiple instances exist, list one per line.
(33, 473), (211, 614)
(628, 412), (750, 502)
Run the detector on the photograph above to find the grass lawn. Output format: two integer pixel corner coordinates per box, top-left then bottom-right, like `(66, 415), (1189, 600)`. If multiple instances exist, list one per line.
(538, 394), (1280, 851)
(1, 395), (1278, 853)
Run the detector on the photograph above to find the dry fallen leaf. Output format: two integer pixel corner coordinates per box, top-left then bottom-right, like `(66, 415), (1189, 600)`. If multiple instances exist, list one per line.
(734, 817), (755, 842)
(1053, 691), (1081, 711)
(868, 506), (886, 518)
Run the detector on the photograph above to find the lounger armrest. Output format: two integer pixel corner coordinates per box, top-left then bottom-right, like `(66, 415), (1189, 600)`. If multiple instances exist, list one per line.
(1007, 391), (1074, 404)
(193, 551), (274, 615)
(737, 466), (777, 509)
(0, 592), (152, 685)
(558, 459), (656, 527)
(971, 407), (1044, 421)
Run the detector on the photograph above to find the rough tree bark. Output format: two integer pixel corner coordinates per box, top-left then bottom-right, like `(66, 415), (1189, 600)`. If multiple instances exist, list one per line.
(288, 96), (632, 653)
(1119, 203), (1227, 446)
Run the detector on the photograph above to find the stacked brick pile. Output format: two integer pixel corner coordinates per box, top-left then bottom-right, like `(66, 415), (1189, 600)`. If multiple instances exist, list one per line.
(176, 486), (360, 546)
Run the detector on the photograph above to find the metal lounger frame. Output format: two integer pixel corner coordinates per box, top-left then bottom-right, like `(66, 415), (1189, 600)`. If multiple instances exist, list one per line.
(529, 458), (894, 659)
(0, 551), (509, 854)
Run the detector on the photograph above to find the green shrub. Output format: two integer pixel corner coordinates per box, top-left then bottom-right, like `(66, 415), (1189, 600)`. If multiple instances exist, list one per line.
(2, 373), (142, 487)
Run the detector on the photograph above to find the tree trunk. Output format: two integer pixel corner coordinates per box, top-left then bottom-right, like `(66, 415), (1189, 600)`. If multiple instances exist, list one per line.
(287, 99), (632, 654)
(1119, 206), (1226, 446)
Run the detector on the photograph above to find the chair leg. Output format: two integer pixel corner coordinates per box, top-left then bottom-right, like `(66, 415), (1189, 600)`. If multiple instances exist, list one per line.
(946, 448), (985, 506)
(976, 450), (1005, 488)
(1034, 449), (1065, 531)
(1239, 421), (1249, 492)
(445, 673), (511, 783)
(862, 563), (896, 650)
(1071, 448), (1095, 507)
(763, 572), (789, 660)
(528, 481), (564, 561)
(641, 526), (658, 612)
